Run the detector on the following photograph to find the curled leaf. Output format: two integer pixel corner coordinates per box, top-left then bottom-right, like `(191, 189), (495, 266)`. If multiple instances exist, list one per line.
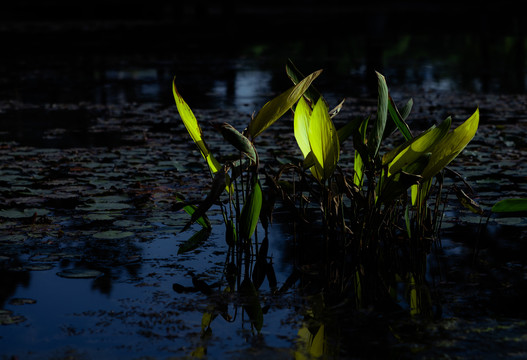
(216, 122), (257, 162)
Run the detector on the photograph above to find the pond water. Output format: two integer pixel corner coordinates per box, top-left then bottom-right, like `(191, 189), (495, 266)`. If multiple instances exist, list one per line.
(1, 30), (527, 358)
(0, 100), (526, 358)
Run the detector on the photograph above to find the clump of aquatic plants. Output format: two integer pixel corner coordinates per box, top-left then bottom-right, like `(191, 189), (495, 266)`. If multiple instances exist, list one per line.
(172, 60), (480, 327)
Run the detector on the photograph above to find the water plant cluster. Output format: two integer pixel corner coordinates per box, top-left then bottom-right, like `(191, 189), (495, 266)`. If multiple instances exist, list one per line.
(173, 60), (527, 341)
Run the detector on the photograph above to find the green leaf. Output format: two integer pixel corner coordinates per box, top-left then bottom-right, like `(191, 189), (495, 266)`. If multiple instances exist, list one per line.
(294, 97), (313, 158)
(420, 108), (479, 180)
(182, 167), (227, 232)
(378, 171), (423, 204)
(173, 77), (221, 174)
(354, 117), (369, 187)
(308, 99), (340, 181)
(337, 116), (363, 146)
(248, 69), (322, 139)
(368, 72), (389, 157)
(239, 176), (262, 241)
(492, 198), (527, 213)
(216, 123), (257, 162)
(178, 228), (211, 255)
(387, 96), (413, 141)
(176, 195), (211, 230)
(285, 59), (322, 105)
(385, 117), (451, 177)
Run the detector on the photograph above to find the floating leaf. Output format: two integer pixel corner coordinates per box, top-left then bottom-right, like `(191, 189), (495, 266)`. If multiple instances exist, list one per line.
(0, 309), (25, 325)
(93, 230), (134, 240)
(57, 268), (103, 279)
(9, 298), (37, 306)
(248, 69), (322, 139)
(492, 198), (527, 213)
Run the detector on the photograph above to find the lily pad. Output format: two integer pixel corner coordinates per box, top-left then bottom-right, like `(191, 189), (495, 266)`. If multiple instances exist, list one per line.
(9, 298), (37, 305)
(0, 309), (26, 325)
(93, 230), (134, 240)
(57, 268), (103, 279)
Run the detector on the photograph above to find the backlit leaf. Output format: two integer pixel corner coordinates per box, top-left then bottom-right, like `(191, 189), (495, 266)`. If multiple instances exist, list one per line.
(420, 108), (479, 180)
(248, 69), (322, 139)
(285, 59), (322, 105)
(172, 77), (221, 174)
(294, 97), (313, 158)
(385, 117), (451, 176)
(308, 99), (340, 181)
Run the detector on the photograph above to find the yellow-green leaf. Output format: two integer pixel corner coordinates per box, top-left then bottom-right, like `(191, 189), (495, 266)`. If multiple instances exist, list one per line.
(354, 117), (368, 187)
(385, 117), (451, 176)
(294, 97), (313, 158)
(308, 99), (340, 181)
(420, 108), (479, 180)
(173, 77), (221, 174)
(248, 69), (322, 139)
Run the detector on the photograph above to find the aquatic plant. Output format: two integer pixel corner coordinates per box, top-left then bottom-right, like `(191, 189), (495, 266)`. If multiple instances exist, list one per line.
(172, 61), (480, 320)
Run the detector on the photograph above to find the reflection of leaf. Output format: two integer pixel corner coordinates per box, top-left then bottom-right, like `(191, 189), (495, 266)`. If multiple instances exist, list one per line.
(178, 228), (211, 255)
(240, 279), (263, 333)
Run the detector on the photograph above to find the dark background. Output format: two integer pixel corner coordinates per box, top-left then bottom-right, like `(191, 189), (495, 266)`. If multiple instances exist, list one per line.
(1, 1), (525, 105)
